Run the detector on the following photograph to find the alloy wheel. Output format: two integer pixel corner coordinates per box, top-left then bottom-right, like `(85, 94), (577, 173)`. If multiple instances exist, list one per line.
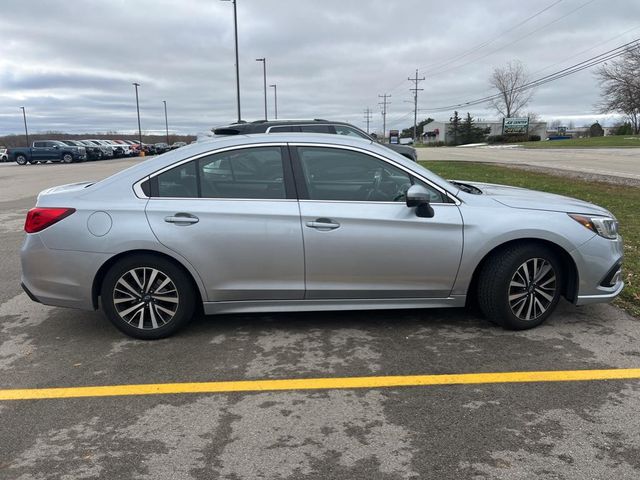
(113, 267), (179, 330)
(508, 258), (557, 321)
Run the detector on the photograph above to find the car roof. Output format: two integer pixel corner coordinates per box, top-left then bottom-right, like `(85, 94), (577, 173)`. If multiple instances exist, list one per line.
(213, 119), (362, 135)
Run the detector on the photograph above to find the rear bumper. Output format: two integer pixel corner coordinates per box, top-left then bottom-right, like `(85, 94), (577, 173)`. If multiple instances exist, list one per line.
(21, 234), (108, 311)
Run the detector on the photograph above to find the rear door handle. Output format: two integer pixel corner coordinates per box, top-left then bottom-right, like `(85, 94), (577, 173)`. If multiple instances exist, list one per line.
(164, 213), (199, 225)
(306, 218), (340, 230)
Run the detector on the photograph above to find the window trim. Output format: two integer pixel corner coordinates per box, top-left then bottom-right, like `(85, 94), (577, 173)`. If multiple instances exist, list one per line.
(288, 143), (460, 205)
(133, 143), (297, 201)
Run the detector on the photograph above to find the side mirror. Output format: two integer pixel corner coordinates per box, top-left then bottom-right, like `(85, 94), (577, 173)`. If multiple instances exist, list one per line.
(53, 145), (60, 149)
(406, 184), (435, 218)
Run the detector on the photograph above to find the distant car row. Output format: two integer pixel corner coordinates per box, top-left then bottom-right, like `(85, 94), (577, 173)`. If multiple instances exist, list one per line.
(4, 140), (187, 164)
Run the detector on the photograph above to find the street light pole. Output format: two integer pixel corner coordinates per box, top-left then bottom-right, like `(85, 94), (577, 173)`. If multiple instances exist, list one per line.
(269, 84), (278, 119)
(163, 100), (169, 145)
(19, 107), (29, 147)
(133, 83), (142, 152)
(256, 58), (267, 120)
(221, 0), (242, 123)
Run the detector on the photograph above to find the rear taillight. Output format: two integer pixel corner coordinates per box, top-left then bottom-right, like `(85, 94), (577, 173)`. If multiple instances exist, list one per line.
(25, 207), (75, 233)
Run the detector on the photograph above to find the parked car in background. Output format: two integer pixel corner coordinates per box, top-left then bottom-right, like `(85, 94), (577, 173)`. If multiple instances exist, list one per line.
(20, 133), (623, 339)
(9, 140), (86, 165)
(60, 140), (101, 161)
(154, 142), (170, 154)
(84, 140), (114, 159)
(212, 119), (419, 161)
(170, 141), (187, 150)
(0, 146), (8, 162)
(113, 140), (133, 156)
(102, 140), (128, 158)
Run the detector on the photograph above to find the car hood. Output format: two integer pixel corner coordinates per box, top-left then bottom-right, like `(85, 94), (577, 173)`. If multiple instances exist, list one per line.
(465, 181), (612, 216)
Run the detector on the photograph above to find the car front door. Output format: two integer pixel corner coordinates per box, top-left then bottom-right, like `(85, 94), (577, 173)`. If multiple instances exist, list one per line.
(31, 141), (51, 161)
(291, 144), (463, 299)
(144, 144), (305, 302)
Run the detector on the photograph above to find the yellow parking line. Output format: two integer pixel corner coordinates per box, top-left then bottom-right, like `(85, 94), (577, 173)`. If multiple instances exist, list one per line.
(2, 368), (640, 401)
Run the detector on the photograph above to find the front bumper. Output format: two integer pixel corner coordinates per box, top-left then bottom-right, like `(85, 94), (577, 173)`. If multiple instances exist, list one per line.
(572, 234), (624, 305)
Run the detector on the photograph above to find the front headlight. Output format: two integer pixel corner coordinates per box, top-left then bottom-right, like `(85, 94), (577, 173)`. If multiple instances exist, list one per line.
(569, 214), (619, 239)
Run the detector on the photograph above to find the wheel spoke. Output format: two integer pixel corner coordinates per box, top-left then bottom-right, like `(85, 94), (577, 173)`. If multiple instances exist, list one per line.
(117, 278), (139, 297)
(145, 268), (159, 292)
(151, 295), (179, 303)
(130, 269), (144, 289)
(149, 304), (159, 329)
(137, 307), (145, 329)
(535, 288), (554, 302)
(119, 302), (145, 318)
(509, 291), (528, 302)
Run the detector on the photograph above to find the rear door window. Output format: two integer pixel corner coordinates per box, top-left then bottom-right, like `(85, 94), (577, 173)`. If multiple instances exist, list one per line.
(198, 147), (286, 199)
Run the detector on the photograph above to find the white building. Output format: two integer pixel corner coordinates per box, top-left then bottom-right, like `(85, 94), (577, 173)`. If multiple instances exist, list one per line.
(422, 120), (547, 144)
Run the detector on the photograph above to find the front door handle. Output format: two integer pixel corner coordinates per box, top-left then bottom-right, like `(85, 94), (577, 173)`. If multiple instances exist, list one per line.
(164, 213), (199, 225)
(306, 218), (340, 230)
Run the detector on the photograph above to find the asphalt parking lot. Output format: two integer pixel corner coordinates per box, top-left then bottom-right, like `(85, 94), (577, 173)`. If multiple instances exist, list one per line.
(1, 158), (640, 479)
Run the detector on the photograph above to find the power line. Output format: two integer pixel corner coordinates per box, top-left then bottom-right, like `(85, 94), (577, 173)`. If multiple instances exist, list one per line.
(378, 94), (391, 139)
(408, 69), (425, 142)
(426, 0), (598, 78)
(421, 0), (563, 74)
(420, 38), (639, 113)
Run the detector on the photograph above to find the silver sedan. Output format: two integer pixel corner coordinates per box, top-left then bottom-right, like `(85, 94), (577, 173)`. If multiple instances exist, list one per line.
(20, 134), (624, 339)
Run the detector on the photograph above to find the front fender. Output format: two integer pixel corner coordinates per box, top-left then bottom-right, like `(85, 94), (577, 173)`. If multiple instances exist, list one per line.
(452, 206), (595, 296)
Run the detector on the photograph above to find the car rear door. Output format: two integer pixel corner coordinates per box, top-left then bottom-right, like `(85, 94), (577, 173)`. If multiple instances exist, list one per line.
(144, 144), (305, 302)
(291, 143), (463, 299)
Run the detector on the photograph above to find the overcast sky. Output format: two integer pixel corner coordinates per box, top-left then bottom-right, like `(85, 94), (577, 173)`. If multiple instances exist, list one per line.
(1, 0), (639, 136)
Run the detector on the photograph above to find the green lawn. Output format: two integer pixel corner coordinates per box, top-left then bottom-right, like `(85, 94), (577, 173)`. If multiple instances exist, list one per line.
(421, 161), (639, 317)
(522, 135), (640, 148)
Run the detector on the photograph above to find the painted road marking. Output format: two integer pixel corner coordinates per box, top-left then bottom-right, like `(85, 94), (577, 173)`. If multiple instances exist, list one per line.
(1, 369), (640, 401)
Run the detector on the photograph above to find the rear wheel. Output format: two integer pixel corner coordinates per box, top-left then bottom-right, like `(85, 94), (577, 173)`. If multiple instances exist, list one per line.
(15, 154), (28, 165)
(101, 255), (196, 339)
(477, 244), (563, 330)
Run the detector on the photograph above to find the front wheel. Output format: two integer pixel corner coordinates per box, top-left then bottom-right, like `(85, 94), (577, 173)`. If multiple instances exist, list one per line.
(477, 244), (563, 330)
(62, 153), (73, 163)
(101, 255), (196, 339)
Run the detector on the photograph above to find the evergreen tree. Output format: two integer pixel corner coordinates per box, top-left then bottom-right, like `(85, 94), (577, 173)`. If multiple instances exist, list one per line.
(448, 111), (462, 145)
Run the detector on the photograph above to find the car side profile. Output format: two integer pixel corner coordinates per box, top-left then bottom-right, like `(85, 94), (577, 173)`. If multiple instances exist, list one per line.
(21, 134), (623, 339)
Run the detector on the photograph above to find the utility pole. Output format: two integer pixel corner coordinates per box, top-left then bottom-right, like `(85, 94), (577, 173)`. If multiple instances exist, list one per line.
(269, 84), (278, 119)
(364, 107), (372, 134)
(378, 94), (391, 142)
(408, 69), (425, 144)
(221, 0), (241, 122)
(162, 100), (169, 145)
(256, 58), (267, 120)
(19, 106), (29, 147)
(132, 83), (142, 150)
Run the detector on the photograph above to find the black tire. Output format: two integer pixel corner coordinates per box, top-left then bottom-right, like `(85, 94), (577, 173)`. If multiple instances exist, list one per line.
(101, 254), (196, 339)
(62, 153), (73, 163)
(15, 154), (28, 165)
(476, 243), (563, 330)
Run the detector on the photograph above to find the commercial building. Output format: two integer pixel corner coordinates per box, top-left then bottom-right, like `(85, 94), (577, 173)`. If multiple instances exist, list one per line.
(422, 120), (548, 144)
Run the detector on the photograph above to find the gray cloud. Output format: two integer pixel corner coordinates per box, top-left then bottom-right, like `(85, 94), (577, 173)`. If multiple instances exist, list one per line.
(1, 0), (639, 135)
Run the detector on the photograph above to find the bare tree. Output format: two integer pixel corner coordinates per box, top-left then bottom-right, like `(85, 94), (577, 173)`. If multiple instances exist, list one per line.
(596, 45), (640, 134)
(489, 60), (534, 118)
